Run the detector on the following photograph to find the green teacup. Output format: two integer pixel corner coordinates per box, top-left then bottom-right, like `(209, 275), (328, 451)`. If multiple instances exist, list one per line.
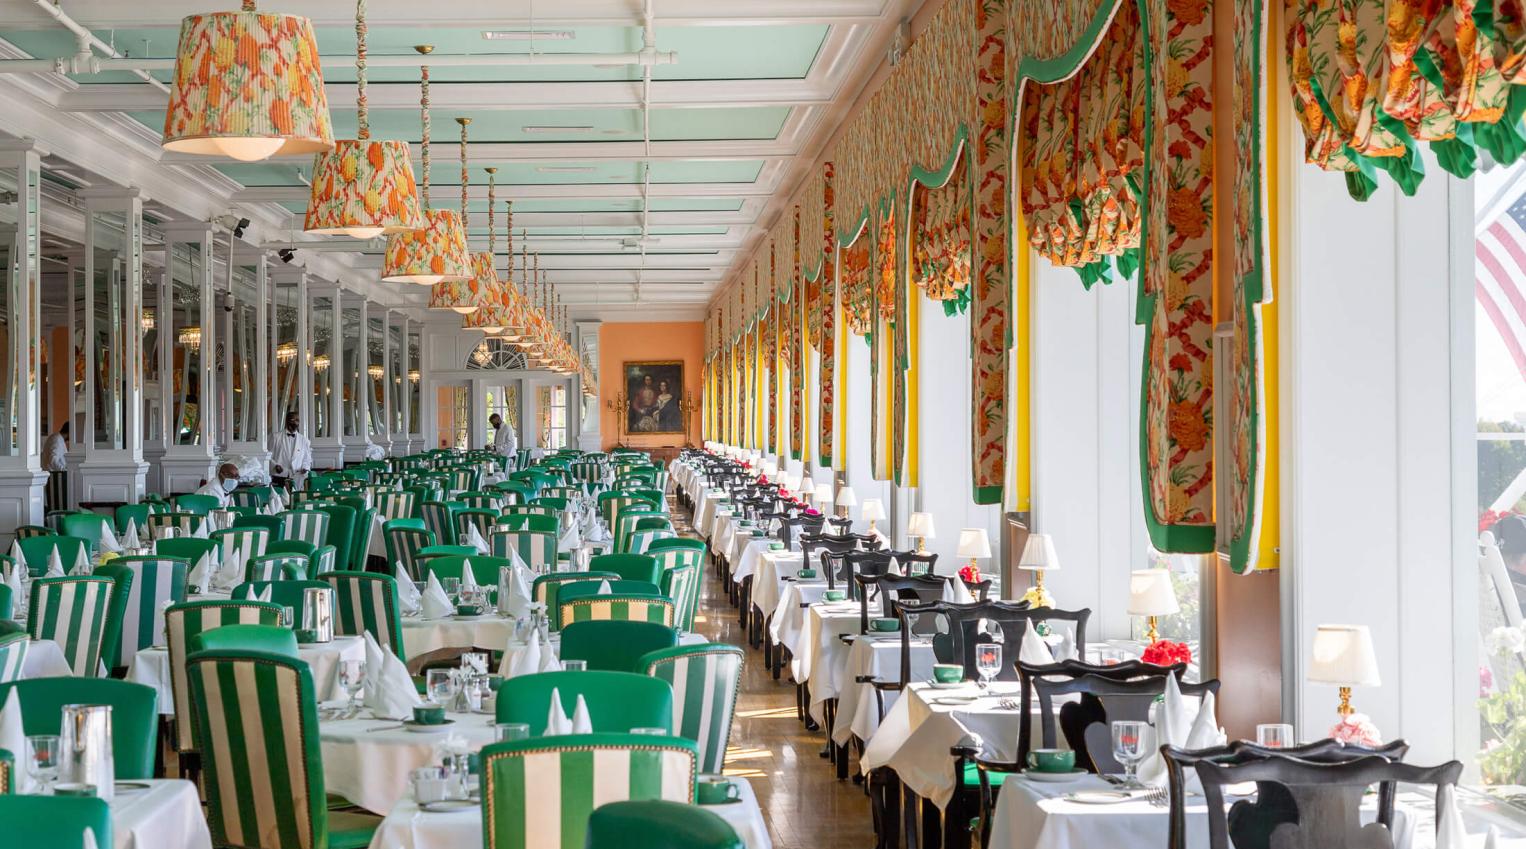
(769, 543), (785, 551)
(696, 777), (741, 805)
(456, 604), (481, 617)
(796, 568), (818, 579)
(821, 589), (846, 603)
(487, 675), (505, 693)
(932, 663), (963, 684)
(413, 704), (447, 725)
(295, 629), (318, 644)
(52, 783), (97, 797)
(1026, 749), (1076, 773)
(870, 617), (900, 633)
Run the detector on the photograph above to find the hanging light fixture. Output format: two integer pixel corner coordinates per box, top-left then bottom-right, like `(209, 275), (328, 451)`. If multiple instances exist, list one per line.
(383, 46), (470, 285)
(304, 0), (422, 238)
(367, 363), (386, 379)
(177, 325), (202, 347)
(276, 340), (298, 363)
(162, 1), (333, 161)
(466, 172), (509, 336)
(429, 117), (484, 314)
(408, 368), (421, 382)
(313, 353), (331, 371)
(141, 309), (156, 332)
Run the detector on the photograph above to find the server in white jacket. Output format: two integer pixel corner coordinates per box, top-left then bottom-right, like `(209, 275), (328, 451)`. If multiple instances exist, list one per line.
(489, 413), (517, 469)
(42, 421), (69, 512)
(271, 411), (312, 490)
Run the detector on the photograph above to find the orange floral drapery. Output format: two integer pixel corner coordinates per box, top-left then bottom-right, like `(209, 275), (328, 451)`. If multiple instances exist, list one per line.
(912, 144), (973, 314)
(840, 226), (874, 337)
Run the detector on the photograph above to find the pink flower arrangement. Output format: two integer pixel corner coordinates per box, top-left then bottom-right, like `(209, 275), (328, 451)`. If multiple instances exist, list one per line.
(1140, 640), (1192, 667)
(804, 507), (821, 516)
(959, 564), (981, 584)
(1481, 509), (1508, 534)
(1328, 713), (1382, 747)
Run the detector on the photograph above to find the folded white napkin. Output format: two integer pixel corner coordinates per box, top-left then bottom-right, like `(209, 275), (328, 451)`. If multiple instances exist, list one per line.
(213, 547), (243, 592)
(121, 521), (141, 551)
(538, 630), (563, 673)
(1019, 625), (1055, 665)
(363, 631), (422, 720)
(571, 695), (592, 734)
(941, 576), (975, 604)
(545, 688), (572, 735)
(270, 491), (286, 513)
(8, 540), (25, 575)
(559, 523), (581, 553)
(0, 689), (33, 792)
(44, 548), (65, 579)
(69, 545), (91, 576)
(83, 828), (99, 849)
(459, 560), (480, 594)
(420, 573), (453, 619)
(499, 564), (535, 618)
(193, 518), (209, 539)
(1184, 690), (1225, 749)
(5, 562), (21, 608)
(1436, 784), (1467, 849)
(395, 564), (422, 614)
(1484, 825), (1502, 849)
(886, 556), (903, 577)
(98, 523), (123, 555)
(1137, 676), (1224, 786)
(189, 550), (215, 594)
(501, 629), (543, 678)
(465, 525), (490, 556)
(596, 580), (612, 595)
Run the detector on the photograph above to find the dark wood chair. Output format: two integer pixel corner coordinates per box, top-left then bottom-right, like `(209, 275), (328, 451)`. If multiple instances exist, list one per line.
(779, 513), (825, 549)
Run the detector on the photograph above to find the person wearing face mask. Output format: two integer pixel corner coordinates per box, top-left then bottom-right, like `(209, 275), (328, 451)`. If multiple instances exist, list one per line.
(489, 413), (518, 469)
(193, 462), (241, 508)
(271, 411), (312, 491)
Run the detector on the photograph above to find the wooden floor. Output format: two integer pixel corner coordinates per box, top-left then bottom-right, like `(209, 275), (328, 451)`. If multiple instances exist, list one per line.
(676, 500), (879, 849)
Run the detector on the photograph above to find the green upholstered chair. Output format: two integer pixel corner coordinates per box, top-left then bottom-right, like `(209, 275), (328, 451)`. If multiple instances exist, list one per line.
(211, 526), (270, 561)
(232, 514), (283, 536)
(559, 621), (678, 673)
(311, 504), (356, 573)
(376, 491), (418, 523)
(384, 523), (435, 580)
(446, 467), (479, 493)
(229, 486), (273, 509)
(494, 529), (558, 571)
(660, 562), (702, 633)
(186, 647), (382, 849)
(319, 571), (405, 660)
(423, 555), (511, 588)
(0, 632), (28, 683)
(646, 537), (705, 568)
(165, 599), (282, 754)
(421, 500), (462, 546)
(172, 493), (220, 516)
(188, 623), (298, 657)
(0, 584), (10, 621)
(613, 510), (663, 554)
(504, 503), (559, 520)
(233, 580), (328, 614)
(494, 514), (557, 535)
(17, 534), (90, 577)
(0, 747), (11, 794)
(454, 508), (499, 543)
(0, 678), (157, 778)
(640, 644), (744, 775)
(279, 509), (332, 548)
(313, 544), (339, 577)
(495, 671), (675, 735)
(480, 734), (698, 849)
(247, 553), (309, 583)
(266, 538), (318, 571)
(599, 492), (654, 526)
(28, 577), (117, 677)
(629, 528), (677, 555)
(558, 595), (674, 630)
(14, 524), (51, 540)
(115, 502), (161, 534)
(586, 800), (744, 849)
(556, 579), (660, 603)
(458, 491), (504, 512)
(626, 488), (666, 510)
(0, 794), (111, 848)
(532, 572), (619, 630)
(590, 554), (662, 585)
(59, 513), (112, 555)
(154, 537), (217, 569)
(490, 482), (532, 505)
(94, 556), (187, 670)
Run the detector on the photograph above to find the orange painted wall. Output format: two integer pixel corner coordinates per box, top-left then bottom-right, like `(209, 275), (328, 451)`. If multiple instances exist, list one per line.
(598, 321), (704, 451)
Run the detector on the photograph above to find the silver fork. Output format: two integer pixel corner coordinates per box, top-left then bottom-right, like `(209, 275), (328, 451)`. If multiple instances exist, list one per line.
(1145, 786), (1169, 807)
(997, 698), (1020, 711)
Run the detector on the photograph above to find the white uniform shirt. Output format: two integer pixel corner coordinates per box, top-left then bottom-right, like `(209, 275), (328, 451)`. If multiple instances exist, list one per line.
(493, 422), (518, 458)
(193, 480), (232, 509)
(42, 432), (68, 472)
(270, 430), (312, 477)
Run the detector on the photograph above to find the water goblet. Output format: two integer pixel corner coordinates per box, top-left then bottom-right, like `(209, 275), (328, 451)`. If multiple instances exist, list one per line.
(442, 577), (461, 601)
(426, 669), (457, 707)
(1256, 723), (1294, 749)
(975, 643), (1003, 690)
(562, 659), (588, 673)
(27, 734), (60, 793)
(494, 722), (530, 743)
(1110, 720), (1148, 788)
(338, 659), (366, 717)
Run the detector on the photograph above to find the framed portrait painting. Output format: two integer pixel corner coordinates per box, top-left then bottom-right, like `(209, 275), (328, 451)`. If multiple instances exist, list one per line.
(624, 360), (685, 435)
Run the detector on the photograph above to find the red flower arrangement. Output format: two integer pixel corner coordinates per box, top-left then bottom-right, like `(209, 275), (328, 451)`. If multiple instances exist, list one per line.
(1140, 640), (1192, 667)
(959, 564), (981, 584)
(1481, 508), (1509, 534)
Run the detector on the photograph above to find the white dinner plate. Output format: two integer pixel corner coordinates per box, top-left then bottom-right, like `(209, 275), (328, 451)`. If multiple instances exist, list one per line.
(1021, 769), (1087, 783)
(929, 695), (980, 706)
(403, 719), (457, 734)
(1064, 791), (1136, 805)
(418, 799), (476, 813)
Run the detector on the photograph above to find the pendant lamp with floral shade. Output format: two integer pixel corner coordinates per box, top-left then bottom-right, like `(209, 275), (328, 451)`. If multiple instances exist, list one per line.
(304, 0), (421, 238)
(465, 170), (509, 335)
(429, 118), (484, 314)
(486, 204), (527, 343)
(383, 46), (470, 285)
(162, 0), (333, 161)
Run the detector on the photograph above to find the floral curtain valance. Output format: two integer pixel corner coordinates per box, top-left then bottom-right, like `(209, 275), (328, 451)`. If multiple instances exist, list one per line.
(841, 227), (873, 336)
(911, 144), (973, 313)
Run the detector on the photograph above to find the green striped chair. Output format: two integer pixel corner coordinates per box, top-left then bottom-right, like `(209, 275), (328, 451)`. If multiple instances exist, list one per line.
(212, 527), (270, 562)
(247, 553), (309, 583)
(115, 502), (163, 534)
(423, 555), (512, 588)
(591, 554), (662, 585)
(229, 486), (273, 509)
(446, 468), (479, 493)
(154, 537), (217, 570)
(495, 514), (557, 534)
(0, 678), (159, 778)
(278, 510), (331, 548)
(14, 524), (50, 540)
(312, 504), (357, 575)
(496, 530), (558, 571)
(165, 599), (283, 754)
(613, 509), (663, 553)
(0, 632), (28, 684)
(659, 562), (702, 633)
(186, 648), (382, 848)
(173, 493), (220, 516)
(94, 556), (187, 670)
(599, 494), (652, 526)
(376, 491), (417, 523)
(455, 508), (499, 543)
(458, 491), (505, 512)
(0, 747), (10, 794)
(233, 580), (328, 614)
(28, 577), (117, 677)
(639, 644), (744, 775)
(59, 513), (113, 555)
(421, 500), (465, 546)
(384, 523), (435, 580)
(17, 535), (90, 577)
(559, 621), (678, 673)
(480, 734), (698, 849)
(629, 528), (677, 555)
(586, 800), (744, 849)
(313, 544), (339, 577)
(319, 571), (405, 660)
(533, 572), (619, 629)
(0, 584), (11, 621)
(558, 595), (674, 629)
(0, 795), (112, 848)
(147, 511), (201, 539)
(233, 514), (283, 536)
(503, 503), (559, 520)
(494, 671), (675, 734)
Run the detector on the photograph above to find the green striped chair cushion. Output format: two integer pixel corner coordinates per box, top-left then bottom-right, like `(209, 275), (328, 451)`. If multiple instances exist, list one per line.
(558, 596), (674, 628)
(247, 554), (309, 583)
(212, 527), (270, 562)
(319, 572), (405, 661)
(376, 491), (417, 523)
(278, 511), (331, 548)
(659, 564), (701, 633)
(532, 573), (618, 628)
(166, 600), (283, 753)
(496, 531), (557, 571)
(421, 502), (460, 546)
(648, 544), (705, 575)
(0, 633), (29, 684)
(313, 545), (338, 577)
(100, 557), (187, 669)
(640, 644), (743, 775)
(628, 529), (677, 555)
(384, 526), (434, 581)
(27, 577), (116, 677)
(481, 734), (698, 849)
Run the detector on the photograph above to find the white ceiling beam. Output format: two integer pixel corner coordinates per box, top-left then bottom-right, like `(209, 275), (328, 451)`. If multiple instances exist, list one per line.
(169, 139), (796, 165)
(231, 181), (776, 203)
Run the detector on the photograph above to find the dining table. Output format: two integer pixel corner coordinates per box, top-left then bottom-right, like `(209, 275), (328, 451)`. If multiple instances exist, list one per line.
(126, 635), (367, 715)
(105, 778), (213, 849)
(321, 705), (497, 815)
(401, 613), (518, 658)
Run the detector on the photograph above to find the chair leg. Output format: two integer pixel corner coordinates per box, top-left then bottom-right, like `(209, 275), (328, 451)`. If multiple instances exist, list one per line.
(943, 792), (972, 849)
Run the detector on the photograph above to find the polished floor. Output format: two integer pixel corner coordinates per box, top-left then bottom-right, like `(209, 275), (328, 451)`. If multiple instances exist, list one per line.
(676, 500), (878, 849)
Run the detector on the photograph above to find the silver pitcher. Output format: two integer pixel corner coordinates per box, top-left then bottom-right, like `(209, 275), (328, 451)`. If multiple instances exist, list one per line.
(301, 586), (335, 643)
(60, 704), (114, 801)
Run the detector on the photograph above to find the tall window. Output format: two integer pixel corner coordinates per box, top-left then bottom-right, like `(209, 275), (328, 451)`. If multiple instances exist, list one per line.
(452, 386), (470, 450)
(549, 384), (568, 449)
(484, 384), (517, 447)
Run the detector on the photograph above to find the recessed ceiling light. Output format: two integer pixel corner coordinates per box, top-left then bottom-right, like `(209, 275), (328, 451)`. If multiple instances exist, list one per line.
(482, 30), (574, 41)
(536, 166), (597, 174)
(522, 126), (596, 134)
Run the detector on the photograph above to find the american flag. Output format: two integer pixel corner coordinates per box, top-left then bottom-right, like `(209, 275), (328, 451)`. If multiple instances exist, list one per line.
(1477, 193), (1526, 381)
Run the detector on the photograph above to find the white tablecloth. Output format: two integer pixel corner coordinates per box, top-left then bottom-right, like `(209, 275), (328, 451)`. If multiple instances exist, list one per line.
(322, 708), (497, 814)
(735, 541), (782, 583)
(126, 636), (366, 715)
(402, 615), (517, 657)
(750, 551), (805, 620)
(694, 489), (722, 540)
(20, 638), (74, 679)
(110, 779), (213, 849)
(831, 635), (937, 749)
(365, 776), (772, 849)
(799, 604), (879, 724)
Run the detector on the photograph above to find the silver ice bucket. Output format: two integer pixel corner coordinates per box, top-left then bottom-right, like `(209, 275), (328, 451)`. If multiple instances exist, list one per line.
(61, 703), (114, 801)
(301, 586), (335, 643)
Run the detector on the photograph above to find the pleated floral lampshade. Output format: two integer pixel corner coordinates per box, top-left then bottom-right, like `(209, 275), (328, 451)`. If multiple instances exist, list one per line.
(466, 282), (508, 335)
(304, 140), (423, 237)
(162, 5), (333, 161)
(383, 208), (471, 284)
(430, 250), (490, 315)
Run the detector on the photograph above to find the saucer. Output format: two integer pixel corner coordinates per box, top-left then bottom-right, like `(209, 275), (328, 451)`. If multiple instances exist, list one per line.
(403, 719), (457, 733)
(418, 799), (476, 812)
(1022, 769), (1087, 783)
(1064, 791), (1135, 805)
(924, 679), (965, 690)
(697, 796), (743, 806)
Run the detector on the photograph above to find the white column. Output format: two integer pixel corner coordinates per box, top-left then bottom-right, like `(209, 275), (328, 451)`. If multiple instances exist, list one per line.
(576, 320), (602, 450)
(227, 249), (270, 465)
(157, 223), (218, 494)
(310, 284), (345, 470)
(342, 292), (370, 461)
(0, 141), (46, 533)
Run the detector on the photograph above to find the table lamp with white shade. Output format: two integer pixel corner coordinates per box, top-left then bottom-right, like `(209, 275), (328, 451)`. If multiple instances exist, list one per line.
(1309, 624), (1381, 719)
(860, 498), (886, 533)
(798, 476), (815, 504)
(956, 528), (992, 579)
(1018, 533), (1059, 607)
(1126, 569), (1179, 643)
(812, 483), (834, 512)
(835, 486), (857, 519)
(907, 512), (936, 554)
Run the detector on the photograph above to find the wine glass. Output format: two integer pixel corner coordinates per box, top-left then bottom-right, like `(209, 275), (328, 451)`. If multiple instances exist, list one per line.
(1256, 723), (1294, 749)
(442, 577), (461, 601)
(562, 659), (588, 673)
(494, 722), (530, 743)
(338, 659), (366, 717)
(1111, 721), (1148, 788)
(975, 643), (1002, 689)
(27, 734), (60, 793)
(427, 669), (457, 707)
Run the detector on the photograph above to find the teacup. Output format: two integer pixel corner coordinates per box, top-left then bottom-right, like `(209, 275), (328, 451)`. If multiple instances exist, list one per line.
(696, 776), (741, 805)
(456, 604), (481, 617)
(932, 663), (964, 684)
(769, 543), (785, 551)
(413, 704), (447, 725)
(796, 568), (818, 579)
(52, 783), (96, 797)
(295, 628), (318, 644)
(1026, 749), (1076, 773)
(870, 617), (900, 633)
(821, 590), (846, 603)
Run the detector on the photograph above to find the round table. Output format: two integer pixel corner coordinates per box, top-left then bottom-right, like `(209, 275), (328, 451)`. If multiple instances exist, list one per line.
(126, 636), (366, 715)
(402, 614), (517, 657)
(320, 707), (496, 814)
